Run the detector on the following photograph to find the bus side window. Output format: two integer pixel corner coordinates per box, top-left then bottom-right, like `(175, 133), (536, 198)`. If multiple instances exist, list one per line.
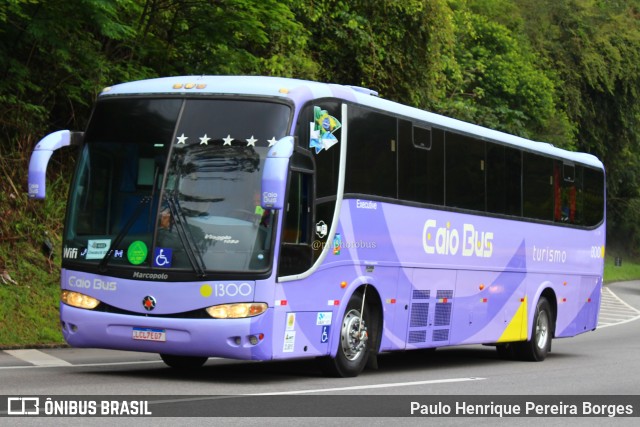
(554, 162), (580, 224)
(279, 171), (314, 276)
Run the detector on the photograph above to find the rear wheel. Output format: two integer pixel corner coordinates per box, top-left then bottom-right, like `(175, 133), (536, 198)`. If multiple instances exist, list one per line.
(319, 293), (373, 377)
(160, 354), (208, 369)
(514, 297), (552, 361)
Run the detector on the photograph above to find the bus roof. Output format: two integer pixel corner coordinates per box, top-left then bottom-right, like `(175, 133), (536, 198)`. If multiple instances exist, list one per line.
(100, 75), (604, 170)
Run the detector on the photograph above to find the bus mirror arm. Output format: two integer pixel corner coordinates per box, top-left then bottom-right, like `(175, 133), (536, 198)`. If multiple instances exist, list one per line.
(28, 130), (83, 199)
(261, 136), (294, 210)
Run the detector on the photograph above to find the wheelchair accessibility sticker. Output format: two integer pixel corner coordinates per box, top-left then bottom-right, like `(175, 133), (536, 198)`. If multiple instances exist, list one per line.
(321, 325), (330, 343)
(153, 248), (173, 268)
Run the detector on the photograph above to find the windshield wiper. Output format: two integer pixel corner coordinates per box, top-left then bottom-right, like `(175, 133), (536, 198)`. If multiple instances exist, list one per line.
(165, 193), (207, 278)
(99, 196), (151, 273)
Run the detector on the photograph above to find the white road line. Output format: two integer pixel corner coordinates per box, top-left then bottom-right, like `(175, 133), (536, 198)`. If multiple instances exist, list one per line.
(598, 287), (640, 329)
(246, 377), (486, 395)
(3, 349), (72, 367)
(147, 377), (486, 406)
(0, 360), (163, 370)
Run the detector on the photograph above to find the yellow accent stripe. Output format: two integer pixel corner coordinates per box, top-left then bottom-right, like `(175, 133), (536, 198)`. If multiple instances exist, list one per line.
(498, 296), (528, 343)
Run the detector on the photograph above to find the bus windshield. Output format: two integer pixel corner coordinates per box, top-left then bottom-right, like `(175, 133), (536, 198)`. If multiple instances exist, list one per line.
(63, 97), (291, 275)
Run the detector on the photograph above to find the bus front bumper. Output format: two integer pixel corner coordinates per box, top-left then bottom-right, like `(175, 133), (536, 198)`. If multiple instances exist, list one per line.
(60, 303), (274, 360)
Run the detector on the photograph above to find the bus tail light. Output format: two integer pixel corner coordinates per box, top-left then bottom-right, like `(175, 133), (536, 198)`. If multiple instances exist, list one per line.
(61, 290), (100, 310)
(206, 303), (267, 319)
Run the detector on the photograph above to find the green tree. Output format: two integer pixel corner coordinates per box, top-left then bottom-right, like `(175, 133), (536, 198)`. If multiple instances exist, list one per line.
(440, 1), (575, 147)
(0, 0), (143, 143)
(132, 0), (316, 77)
(515, 0), (640, 254)
(293, 0), (456, 108)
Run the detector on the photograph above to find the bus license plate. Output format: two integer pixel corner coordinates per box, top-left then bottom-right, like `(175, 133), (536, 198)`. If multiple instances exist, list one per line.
(132, 327), (166, 342)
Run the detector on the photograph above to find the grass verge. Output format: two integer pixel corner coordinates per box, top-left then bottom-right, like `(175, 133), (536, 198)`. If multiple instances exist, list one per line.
(603, 255), (640, 284)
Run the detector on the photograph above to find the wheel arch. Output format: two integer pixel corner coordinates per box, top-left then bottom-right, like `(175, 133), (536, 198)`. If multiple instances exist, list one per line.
(537, 287), (558, 339)
(329, 279), (384, 358)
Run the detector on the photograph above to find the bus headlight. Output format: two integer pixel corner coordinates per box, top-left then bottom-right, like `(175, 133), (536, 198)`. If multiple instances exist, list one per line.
(206, 303), (267, 319)
(61, 290), (100, 310)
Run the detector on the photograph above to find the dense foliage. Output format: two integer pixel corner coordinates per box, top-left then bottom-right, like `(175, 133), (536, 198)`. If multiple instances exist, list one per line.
(2, 0), (640, 259)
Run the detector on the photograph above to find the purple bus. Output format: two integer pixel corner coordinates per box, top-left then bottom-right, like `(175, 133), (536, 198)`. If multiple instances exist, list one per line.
(28, 76), (605, 377)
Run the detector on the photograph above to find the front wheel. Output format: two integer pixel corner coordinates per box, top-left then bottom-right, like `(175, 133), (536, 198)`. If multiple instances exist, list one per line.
(319, 293), (372, 377)
(160, 354), (208, 369)
(514, 297), (553, 361)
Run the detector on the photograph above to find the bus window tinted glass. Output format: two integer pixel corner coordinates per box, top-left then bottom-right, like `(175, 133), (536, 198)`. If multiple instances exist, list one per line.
(554, 162), (581, 224)
(487, 144), (521, 215)
(445, 132), (485, 211)
(345, 105), (397, 198)
(398, 121), (444, 204)
(523, 153), (554, 220)
(583, 166), (605, 226)
(297, 101), (342, 199)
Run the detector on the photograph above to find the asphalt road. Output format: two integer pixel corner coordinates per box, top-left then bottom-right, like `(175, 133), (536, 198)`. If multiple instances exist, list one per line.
(1, 281), (639, 425)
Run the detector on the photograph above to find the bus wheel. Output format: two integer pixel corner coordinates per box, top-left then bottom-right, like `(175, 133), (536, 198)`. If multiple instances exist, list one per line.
(319, 293), (371, 377)
(515, 297), (552, 361)
(160, 354), (208, 369)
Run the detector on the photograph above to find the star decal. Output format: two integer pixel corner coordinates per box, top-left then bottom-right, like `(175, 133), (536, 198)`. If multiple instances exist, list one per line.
(223, 135), (233, 146)
(176, 133), (188, 144)
(268, 137), (278, 147)
(246, 136), (257, 147)
(199, 134), (211, 145)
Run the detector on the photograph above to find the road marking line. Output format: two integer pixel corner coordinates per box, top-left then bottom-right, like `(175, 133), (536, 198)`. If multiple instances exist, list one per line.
(0, 360), (164, 370)
(604, 287), (640, 312)
(146, 377), (486, 406)
(3, 349), (72, 367)
(245, 377), (486, 395)
(598, 287), (640, 329)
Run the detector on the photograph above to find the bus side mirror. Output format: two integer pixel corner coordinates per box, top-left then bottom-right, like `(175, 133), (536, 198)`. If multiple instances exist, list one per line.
(28, 130), (83, 199)
(261, 136), (294, 210)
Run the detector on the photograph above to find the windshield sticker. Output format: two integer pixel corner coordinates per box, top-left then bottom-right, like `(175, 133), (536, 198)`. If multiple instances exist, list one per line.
(153, 248), (173, 268)
(127, 240), (148, 265)
(309, 106), (341, 154)
(86, 239), (111, 260)
(175, 132), (279, 148)
(63, 247), (78, 259)
(204, 234), (239, 244)
(315, 220), (328, 239)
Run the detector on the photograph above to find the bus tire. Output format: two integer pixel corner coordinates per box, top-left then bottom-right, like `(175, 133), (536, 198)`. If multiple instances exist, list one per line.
(319, 292), (372, 377)
(515, 297), (552, 361)
(160, 354), (208, 369)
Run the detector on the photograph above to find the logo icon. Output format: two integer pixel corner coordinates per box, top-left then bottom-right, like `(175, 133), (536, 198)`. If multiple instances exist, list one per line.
(321, 326), (330, 343)
(153, 248), (172, 268)
(316, 220), (327, 239)
(142, 296), (156, 311)
(7, 397), (40, 415)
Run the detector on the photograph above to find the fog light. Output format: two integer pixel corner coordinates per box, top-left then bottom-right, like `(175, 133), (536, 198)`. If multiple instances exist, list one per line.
(249, 335), (259, 345)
